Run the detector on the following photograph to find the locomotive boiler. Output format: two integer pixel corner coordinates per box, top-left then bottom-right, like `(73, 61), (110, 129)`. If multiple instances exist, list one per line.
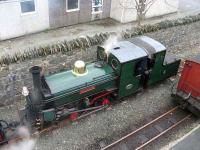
(18, 36), (181, 129)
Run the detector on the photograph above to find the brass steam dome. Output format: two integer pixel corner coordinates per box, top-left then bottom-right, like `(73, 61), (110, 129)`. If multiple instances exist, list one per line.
(72, 60), (88, 76)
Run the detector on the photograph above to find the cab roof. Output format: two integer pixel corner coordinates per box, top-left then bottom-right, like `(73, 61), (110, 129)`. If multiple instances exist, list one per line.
(128, 36), (166, 55)
(106, 36), (166, 63)
(108, 41), (148, 63)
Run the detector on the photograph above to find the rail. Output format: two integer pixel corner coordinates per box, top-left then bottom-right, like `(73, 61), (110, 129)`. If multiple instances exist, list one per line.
(1, 105), (108, 148)
(101, 107), (191, 150)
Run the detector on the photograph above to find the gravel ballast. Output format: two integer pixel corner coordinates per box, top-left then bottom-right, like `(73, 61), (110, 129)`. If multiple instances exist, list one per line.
(0, 21), (200, 150)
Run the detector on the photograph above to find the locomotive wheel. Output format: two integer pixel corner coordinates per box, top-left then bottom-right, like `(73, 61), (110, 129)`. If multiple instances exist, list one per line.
(101, 98), (110, 106)
(94, 98), (111, 106)
(70, 112), (79, 121)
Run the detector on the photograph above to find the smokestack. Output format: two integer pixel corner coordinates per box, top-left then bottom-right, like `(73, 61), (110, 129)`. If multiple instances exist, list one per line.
(29, 66), (43, 105)
(29, 66), (42, 90)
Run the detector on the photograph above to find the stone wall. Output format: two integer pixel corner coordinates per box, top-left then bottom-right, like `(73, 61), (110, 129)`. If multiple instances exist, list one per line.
(1, 14), (200, 66)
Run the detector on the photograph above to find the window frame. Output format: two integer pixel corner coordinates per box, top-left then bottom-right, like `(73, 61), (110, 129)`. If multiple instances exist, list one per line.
(92, 0), (103, 14)
(20, 0), (37, 16)
(66, 0), (80, 12)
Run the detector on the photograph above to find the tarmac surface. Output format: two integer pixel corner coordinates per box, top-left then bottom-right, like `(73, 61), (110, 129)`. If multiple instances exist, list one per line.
(170, 125), (200, 150)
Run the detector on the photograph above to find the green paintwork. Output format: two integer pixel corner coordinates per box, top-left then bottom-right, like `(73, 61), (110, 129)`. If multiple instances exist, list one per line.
(107, 53), (121, 76)
(148, 51), (181, 85)
(44, 63), (117, 107)
(97, 46), (122, 76)
(45, 63), (114, 95)
(118, 60), (141, 98)
(107, 51), (143, 98)
(42, 108), (55, 122)
(53, 80), (116, 107)
(32, 37), (182, 126)
(44, 45), (180, 108)
(148, 51), (166, 85)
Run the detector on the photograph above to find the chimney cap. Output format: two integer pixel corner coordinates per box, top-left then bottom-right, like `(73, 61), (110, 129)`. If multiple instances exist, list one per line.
(29, 66), (42, 74)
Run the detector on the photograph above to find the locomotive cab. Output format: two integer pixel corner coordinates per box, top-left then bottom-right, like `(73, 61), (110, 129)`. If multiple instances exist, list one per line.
(129, 36), (181, 85)
(98, 40), (152, 98)
(97, 36), (181, 98)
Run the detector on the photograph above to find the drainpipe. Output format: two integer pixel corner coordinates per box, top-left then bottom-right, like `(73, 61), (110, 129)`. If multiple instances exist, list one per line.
(120, 0), (125, 23)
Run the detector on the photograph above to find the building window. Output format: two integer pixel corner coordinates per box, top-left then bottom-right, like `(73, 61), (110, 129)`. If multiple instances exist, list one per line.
(20, 0), (36, 14)
(66, 0), (79, 12)
(92, 0), (103, 14)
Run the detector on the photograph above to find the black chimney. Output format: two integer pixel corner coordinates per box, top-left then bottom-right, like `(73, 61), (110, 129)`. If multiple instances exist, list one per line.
(27, 66), (43, 121)
(29, 66), (42, 90)
(29, 66), (43, 106)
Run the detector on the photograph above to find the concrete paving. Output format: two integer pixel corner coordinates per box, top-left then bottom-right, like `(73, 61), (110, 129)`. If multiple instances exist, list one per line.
(170, 125), (200, 150)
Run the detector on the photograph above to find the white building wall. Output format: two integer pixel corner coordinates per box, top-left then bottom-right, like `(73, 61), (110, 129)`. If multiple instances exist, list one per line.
(110, 0), (137, 23)
(110, 0), (179, 23)
(146, 0), (179, 18)
(0, 0), (49, 40)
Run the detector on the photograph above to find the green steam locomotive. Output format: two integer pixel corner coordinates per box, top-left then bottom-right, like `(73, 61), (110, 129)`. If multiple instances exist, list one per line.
(20, 36), (181, 129)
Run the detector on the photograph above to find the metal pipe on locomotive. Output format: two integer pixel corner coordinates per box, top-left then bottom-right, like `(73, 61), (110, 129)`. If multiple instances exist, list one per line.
(0, 36), (181, 145)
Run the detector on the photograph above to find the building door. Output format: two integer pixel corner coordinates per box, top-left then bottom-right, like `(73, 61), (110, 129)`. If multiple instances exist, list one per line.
(92, 0), (103, 20)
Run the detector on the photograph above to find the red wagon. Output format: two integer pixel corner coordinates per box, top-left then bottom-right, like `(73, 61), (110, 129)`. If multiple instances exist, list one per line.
(172, 54), (200, 117)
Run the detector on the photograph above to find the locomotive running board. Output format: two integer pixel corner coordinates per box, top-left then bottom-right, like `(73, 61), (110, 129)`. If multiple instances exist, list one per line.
(76, 105), (108, 121)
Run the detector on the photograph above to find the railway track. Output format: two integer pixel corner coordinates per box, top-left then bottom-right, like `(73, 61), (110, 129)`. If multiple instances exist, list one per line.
(101, 106), (191, 150)
(0, 105), (108, 146)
